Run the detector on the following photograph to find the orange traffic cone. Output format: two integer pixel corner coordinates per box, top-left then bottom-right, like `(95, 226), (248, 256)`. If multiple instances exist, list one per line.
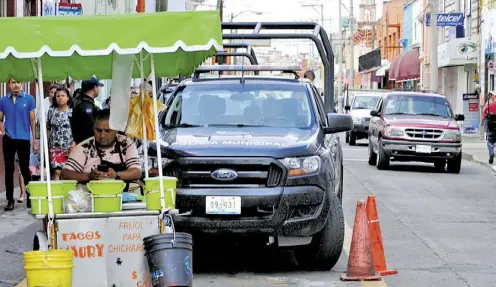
(366, 195), (398, 276)
(341, 200), (381, 281)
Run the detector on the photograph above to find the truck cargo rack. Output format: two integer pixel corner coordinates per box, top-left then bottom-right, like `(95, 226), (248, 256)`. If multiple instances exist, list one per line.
(193, 65), (301, 79)
(221, 43), (259, 65)
(222, 22), (335, 112)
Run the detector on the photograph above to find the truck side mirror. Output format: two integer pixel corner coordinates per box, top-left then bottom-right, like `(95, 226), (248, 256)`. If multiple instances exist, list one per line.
(455, 114), (465, 121)
(344, 105), (350, 111)
(370, 110), (380, 117)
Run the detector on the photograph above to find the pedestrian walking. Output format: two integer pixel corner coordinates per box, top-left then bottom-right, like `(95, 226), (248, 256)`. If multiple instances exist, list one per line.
(0, 78), (38, 211)
(47, 87), (75, 180)
(70, 76), (102, 144)
(481, 91), (496, 164)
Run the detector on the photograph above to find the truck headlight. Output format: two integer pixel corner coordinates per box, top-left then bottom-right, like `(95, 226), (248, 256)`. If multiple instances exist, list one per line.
(281, 156), (321, 176)
(143, 156), (173, 170)
(384, 126), (404, 137)
(443, 130), (461, 141)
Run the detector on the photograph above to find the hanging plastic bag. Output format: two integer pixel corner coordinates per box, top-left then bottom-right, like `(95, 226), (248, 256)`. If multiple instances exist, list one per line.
(65, 188), (92, 213)
(125, 92), (165, 140)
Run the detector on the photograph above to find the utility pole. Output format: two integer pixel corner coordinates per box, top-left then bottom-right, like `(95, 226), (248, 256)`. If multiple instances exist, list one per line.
(217, 0), (223, 21)
(337, 0), (344, 113)
(349, 0), (355, 89)
(429, 0), (438, 93)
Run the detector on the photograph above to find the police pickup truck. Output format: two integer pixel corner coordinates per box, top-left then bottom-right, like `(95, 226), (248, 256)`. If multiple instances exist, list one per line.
(147, 65), (353, 270)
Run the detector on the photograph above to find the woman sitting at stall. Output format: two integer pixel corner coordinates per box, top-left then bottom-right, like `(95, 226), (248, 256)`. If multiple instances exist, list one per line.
(60, 109), (142, 186)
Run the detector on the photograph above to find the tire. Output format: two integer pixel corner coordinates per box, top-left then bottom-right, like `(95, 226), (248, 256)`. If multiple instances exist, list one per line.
(349, 132), (356, 146)
(447, 153), (462, 174)
(368, 140), (377, 166)
(336, 164), (344, 202)
(294, 192), (344, 271)
(434, 160), (446, 172)
(345, 132), (350, 143)
(376, 138), (390, 170)
(33, 231), (48, 251)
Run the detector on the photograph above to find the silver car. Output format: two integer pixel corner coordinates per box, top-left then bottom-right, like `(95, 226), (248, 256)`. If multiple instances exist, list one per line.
(345, 92), (382, 145)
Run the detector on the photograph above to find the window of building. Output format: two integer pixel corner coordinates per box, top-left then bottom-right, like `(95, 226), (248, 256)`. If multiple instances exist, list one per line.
(392, 32), (397, 56)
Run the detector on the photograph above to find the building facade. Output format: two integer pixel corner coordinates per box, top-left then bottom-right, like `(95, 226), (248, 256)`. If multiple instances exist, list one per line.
(375, 0), (405, 89)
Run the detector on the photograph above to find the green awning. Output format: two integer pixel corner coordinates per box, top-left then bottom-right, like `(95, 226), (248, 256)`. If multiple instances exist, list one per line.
(0, 11), (223, 82)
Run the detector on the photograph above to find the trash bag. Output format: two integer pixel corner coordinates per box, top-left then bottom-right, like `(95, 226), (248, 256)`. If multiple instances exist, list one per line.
(125, 92), (165, 140)
(65, 188), (92, 213)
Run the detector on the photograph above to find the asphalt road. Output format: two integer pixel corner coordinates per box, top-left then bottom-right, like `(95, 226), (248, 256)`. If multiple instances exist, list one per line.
(2, 139), (496, 287)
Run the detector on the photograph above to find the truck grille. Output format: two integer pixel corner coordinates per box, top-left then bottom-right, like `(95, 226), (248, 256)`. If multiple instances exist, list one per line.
(163, 159), (284, 188)
(405, 128), (443, 139)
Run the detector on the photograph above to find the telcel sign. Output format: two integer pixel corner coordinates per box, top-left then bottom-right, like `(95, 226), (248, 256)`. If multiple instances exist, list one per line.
(426, 13), (464, 27)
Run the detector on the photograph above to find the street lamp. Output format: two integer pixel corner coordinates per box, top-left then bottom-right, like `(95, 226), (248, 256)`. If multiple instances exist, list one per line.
(230, 10), (263, 21)
(228, 10), (262, 65)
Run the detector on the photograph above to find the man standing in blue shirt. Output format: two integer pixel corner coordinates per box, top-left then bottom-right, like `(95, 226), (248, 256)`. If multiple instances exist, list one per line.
(0, 78), (38, 211)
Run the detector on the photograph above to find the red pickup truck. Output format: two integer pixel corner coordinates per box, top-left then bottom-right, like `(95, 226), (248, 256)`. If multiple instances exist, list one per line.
(368, 92), (464, 173)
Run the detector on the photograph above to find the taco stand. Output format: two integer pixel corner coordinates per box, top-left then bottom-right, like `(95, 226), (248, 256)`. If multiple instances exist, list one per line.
(0, 11), (222, 287)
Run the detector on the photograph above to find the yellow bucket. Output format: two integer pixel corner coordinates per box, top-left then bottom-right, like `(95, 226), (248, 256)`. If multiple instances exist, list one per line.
(24, 250), (73, 287)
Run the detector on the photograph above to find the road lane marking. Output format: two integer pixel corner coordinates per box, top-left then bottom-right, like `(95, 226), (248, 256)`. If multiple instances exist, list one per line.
(344, 222), (389, 287)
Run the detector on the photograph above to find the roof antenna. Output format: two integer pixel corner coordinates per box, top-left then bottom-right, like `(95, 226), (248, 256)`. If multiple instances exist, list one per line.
(240, 32), (246, 85)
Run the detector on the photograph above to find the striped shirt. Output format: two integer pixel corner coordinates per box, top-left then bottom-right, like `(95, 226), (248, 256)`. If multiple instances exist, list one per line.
(64, 135), (141, 173)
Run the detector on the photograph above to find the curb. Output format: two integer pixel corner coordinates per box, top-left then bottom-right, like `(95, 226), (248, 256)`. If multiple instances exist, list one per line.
(462, 152), (491, 167)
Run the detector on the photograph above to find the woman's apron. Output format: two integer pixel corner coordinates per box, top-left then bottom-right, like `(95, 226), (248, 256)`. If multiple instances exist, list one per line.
(96, 142), (129, 192)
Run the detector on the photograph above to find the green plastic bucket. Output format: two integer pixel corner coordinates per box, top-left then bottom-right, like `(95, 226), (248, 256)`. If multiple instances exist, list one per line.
(59, 180), (78, 200)
(26, 181), (65, 215)
(87, 180), (126, 213)
(144, 177), (177, 211)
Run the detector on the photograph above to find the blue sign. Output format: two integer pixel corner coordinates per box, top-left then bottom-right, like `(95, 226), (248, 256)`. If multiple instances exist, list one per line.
(426, 13), (464, 27)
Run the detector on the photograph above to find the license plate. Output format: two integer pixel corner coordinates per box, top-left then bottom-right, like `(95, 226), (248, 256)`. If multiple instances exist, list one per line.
(206, 196), (241, 215)
(416, 145), (432, 153)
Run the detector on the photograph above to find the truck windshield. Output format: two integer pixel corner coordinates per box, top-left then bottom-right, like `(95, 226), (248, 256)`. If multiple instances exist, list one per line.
(163, 82), (315, 129)
(352, 95), (381, 109)
(384, 94), (454, 118)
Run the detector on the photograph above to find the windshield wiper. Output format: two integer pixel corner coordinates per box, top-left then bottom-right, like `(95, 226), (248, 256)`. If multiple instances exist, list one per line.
(386, 112), (415, 115)
(353, 107), (368, 109)
(208, 124), (267, 127)
(164, 123), (202, 128)
(415, 113), (446, 118)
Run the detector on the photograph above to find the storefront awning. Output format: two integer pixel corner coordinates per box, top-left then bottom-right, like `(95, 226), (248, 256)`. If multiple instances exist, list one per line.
(396, 48), (420, 81)
(376, 62), (391, 77)
(389, 56), (400, 81)
(388, 48), (420, 82)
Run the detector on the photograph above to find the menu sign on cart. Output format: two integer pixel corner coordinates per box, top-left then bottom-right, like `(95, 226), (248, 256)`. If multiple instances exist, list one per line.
(462, 93), (480, 135)
(57, 215), (159, 287)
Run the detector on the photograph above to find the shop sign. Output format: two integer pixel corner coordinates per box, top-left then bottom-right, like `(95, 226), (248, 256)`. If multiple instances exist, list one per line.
(426, 13), (464, 27)
(437, 37), (478, 67)
(57, 3), (83, 16)
(462, 93), (480, 135)
(358, 49), (381, 72)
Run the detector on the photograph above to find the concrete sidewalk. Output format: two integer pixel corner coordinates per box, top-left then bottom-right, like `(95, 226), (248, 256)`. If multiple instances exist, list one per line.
(462, 135), (492, 166)
(0, 193), (36, 241)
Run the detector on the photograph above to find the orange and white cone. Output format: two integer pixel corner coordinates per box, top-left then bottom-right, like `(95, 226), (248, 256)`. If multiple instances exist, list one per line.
(366, 195), (398, 276)
(341, 200), (381, 281)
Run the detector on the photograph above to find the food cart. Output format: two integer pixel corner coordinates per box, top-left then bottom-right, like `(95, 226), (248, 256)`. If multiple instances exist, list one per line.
(0, 11), (222, 287)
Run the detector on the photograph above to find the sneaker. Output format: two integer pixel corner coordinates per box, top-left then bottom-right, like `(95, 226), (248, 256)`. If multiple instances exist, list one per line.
(490, 155), (494, 164)
(16, 197), (24, 203)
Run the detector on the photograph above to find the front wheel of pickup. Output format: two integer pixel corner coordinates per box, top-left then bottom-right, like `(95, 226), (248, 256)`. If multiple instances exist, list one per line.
(376, 138), (390, 170)
(447, 153), (462, 174)
(294, 192), (344, 271)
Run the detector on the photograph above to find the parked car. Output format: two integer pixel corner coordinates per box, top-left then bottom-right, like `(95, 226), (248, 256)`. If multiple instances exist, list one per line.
(368, 92), (464, 173)
(147, 71), (353, 271)
(344, 91), (383, 145)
